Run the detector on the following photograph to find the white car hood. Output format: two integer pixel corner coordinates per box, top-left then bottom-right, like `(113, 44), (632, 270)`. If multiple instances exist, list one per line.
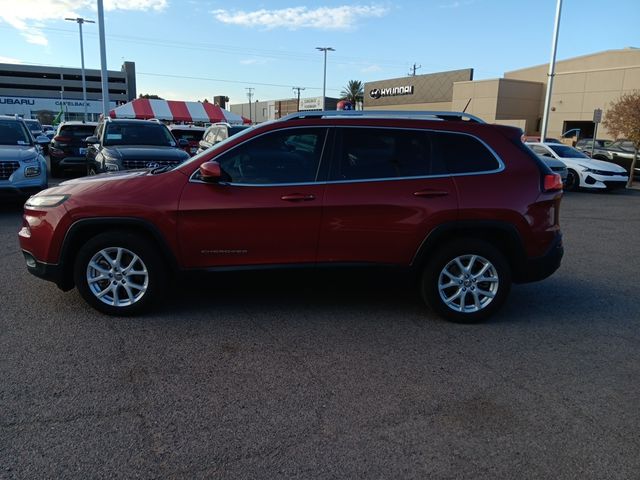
(560, 156), (627, 173)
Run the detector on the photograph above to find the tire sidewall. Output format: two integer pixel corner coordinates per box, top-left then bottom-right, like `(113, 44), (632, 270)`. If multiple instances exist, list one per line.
(565, 169), (580, 191)
(421, 239), (511, 323)
(74, 231), (166, 316)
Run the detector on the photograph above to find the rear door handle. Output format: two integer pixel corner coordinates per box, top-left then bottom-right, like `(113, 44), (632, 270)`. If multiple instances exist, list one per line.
(414, 189), (449, 198)
(281, 193), (316, 202)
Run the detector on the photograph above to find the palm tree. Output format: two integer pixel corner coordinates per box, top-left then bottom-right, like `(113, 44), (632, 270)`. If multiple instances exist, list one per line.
(340, 80), (364, 107)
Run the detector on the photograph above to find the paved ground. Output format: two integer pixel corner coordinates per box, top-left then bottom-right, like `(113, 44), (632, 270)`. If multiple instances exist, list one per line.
(1, 187), (639, 479)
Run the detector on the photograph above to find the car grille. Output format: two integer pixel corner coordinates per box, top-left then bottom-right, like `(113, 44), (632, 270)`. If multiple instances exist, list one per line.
(122, 159), (180, 170)
(0, 161), (20, 180)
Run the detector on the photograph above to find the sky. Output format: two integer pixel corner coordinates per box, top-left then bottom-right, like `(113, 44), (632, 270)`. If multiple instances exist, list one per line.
(0, 0), (638, 107)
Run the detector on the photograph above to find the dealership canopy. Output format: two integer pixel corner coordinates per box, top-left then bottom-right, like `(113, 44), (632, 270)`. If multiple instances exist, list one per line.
(109, 98), (250, 124)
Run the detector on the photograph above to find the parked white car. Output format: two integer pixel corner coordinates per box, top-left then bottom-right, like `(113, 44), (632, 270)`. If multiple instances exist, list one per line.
(528, 142), (628, 191)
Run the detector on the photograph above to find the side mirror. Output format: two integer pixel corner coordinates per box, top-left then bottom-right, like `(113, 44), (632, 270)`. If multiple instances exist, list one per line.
(35, 135), (50, 144)
(199, 161), (222, 182)
(178, 138), (189, 148)
(85, 136), (99, 144)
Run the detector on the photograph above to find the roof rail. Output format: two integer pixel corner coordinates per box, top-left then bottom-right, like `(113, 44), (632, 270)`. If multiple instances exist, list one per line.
(279, 110), (485, 123)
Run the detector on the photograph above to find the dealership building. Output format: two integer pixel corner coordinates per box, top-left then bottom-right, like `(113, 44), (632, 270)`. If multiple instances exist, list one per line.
(364, 48), (640, 139)
(230, 96), (339, 123)
(0, 61), (137, 123)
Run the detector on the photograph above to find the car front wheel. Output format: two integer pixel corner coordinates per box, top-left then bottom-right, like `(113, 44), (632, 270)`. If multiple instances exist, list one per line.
(74, 231), (167, 315)
(565, 169), (580, 191)
(421, 239), (511, 323)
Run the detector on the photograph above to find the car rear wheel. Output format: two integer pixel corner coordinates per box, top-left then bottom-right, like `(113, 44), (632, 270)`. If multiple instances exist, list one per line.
(74, 231), (167, 315)
(565, 169), (580, 191)
(421, 239), (511, 323)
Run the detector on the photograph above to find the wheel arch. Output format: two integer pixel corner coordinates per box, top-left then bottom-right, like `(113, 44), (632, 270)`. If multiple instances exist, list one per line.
(57, 217), (178, 290)
(411, 221), (529, 281)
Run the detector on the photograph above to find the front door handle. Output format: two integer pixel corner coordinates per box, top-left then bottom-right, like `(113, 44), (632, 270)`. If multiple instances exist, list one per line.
(281, 193), (316, 202)
(414, 189), (449, 198)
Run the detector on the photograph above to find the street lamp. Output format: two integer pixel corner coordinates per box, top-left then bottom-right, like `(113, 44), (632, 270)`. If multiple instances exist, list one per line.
(540, 0), (563, 142)
(65, 17), (95, 122)
(316, 47), (335, 111)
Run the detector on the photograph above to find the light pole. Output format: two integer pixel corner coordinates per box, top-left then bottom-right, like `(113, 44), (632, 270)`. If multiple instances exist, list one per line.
(65, 16), (94, 122)
(245, 87), (254, 123)
(316, 47), (334, 111)
(97, 0), (110, 117)
(540, 0), (563, 142)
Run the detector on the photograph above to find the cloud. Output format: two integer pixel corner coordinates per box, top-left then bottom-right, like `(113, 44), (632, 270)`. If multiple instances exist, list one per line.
(439, 0), (475, 8)
(239, 58), (269, 65)
(0, 0), (167, 46)
(360, 64), (382, 73)
(212, 5), (389, 30)
(0, 56), (23, 64)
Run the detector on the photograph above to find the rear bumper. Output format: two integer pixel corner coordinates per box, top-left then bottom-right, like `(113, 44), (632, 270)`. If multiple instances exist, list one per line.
(514, 232), (563, 283)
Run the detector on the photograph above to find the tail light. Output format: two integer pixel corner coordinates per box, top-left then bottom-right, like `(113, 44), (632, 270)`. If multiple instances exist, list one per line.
(53, 136), (72, 143)
(543, 173), (563, 192)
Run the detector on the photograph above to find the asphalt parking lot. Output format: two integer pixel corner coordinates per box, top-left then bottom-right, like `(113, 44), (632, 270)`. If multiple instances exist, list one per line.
(1, 187), (640, 479)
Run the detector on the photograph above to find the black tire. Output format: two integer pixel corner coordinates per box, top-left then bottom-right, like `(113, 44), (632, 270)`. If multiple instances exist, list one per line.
(74, 231), (167, 316)
(421, 239), (511, 323)
(565, 169), (580, 191)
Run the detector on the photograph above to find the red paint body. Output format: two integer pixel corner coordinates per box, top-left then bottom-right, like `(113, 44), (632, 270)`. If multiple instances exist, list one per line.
(19, 117), (562, 287)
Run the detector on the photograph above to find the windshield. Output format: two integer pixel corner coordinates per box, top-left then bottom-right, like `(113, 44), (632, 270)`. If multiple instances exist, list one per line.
(104, 123), (176, 146)
(0, 119), (33, 146)
(548, 144), (588, 159)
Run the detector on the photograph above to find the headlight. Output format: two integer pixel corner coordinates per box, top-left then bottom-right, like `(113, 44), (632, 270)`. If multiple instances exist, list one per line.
(24, 165), (41, 177)
(25, 194), (70, 208)
(22, 155), (38, 163)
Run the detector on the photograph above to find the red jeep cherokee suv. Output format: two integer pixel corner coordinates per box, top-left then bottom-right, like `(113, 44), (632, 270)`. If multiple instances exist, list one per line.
(18, 111), (563, 322)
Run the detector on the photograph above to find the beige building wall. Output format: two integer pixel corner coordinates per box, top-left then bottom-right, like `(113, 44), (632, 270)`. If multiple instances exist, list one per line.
(371, 101), (451, 111)
(452, 78), (543, 133)
(504, 48), (640, 139)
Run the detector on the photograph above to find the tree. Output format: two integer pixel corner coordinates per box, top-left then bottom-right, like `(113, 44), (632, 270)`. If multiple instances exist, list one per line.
(340, 80), (364, 108)
(603, 90), (640, 187)
(138, 93), (164, 100)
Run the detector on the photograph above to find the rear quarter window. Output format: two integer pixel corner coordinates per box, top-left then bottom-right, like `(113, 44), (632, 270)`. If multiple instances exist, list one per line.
(435, 132), (500, 174)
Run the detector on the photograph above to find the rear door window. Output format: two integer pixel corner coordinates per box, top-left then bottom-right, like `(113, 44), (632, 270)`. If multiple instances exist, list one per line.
(329, 127), (445, 181)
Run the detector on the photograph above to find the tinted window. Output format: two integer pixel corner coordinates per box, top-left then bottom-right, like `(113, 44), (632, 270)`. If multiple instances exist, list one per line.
(103, 123), (175, 146)
(0, 119), (32, 145)
(60, 125), (97, 138)
(530, 145), (552, 157)
(331, 128), (444, 181)
(548, 144), (588, 159)
(171, 129), (204, 142)
(436, 132), (500, 174)
(215, 127), (326, 184)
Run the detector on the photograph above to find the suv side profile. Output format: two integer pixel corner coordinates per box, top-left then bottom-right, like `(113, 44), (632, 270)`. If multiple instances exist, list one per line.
(19, 111), (563, 323)
(85, 118), (190, 175)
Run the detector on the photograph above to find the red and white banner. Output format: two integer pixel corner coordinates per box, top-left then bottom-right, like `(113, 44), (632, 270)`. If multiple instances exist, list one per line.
(109, 98), (250, 124)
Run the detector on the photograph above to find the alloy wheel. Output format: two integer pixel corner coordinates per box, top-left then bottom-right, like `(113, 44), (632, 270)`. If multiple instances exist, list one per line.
(437, 254), (499, 313)
(86, 247), (149, 307)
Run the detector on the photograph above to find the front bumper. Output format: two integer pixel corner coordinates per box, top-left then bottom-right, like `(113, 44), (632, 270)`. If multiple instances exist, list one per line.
(582, 173), (628, 189)
(514, 232), (564, 283)
(21, 250), (73, 290)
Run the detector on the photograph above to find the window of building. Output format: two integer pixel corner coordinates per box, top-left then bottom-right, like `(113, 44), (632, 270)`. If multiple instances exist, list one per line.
(215, 127), (327, 184)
